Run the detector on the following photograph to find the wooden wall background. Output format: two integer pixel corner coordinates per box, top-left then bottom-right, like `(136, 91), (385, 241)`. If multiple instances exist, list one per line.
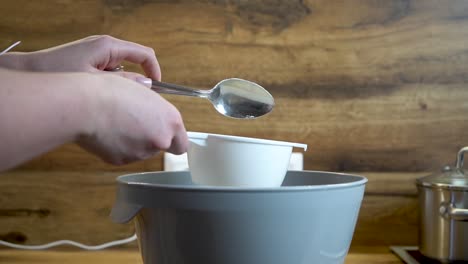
(1, 0), (468, 250)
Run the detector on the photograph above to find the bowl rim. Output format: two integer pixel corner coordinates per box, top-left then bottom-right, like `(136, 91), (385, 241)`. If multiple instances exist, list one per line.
(187, 131), (308, 151)
(116, 170), (367, 192)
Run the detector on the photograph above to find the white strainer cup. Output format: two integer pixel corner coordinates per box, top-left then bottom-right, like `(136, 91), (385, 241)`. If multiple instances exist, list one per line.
(187, 132), (307, 187)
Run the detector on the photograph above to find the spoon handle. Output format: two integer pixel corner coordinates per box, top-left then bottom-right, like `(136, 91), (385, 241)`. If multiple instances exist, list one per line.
(151, 80), (209, 98)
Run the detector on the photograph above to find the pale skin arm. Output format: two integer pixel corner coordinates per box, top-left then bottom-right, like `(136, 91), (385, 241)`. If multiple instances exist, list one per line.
(0, 68), (188, 171)
(0, 36), (188, 171)
(0, 69), (94, 170)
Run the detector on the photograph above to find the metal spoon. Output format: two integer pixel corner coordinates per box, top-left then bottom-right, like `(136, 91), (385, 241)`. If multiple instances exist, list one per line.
(150, 78), (274, 119)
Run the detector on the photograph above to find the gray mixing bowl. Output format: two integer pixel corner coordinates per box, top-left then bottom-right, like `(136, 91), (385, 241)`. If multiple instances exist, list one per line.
(111, 171), (367, 264)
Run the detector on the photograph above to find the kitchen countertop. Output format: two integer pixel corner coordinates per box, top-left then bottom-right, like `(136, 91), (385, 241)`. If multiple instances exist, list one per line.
(0, 248), (403, 263)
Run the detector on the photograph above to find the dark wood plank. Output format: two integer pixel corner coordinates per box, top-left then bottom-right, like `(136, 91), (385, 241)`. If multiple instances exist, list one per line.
(0, 171), (135, 246)
(0, 1), (467, 172)
(14, 83), (468, 172)
(0, 249), (143, 264)
(361, 172), (424, 196)
(0, 248), (403, 264)
(0, 171), (420, 247)
(352, 195), (419, 248)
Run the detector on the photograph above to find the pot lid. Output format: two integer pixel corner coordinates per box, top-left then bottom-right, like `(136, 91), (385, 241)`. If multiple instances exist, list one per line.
(416, 147), (468, 189)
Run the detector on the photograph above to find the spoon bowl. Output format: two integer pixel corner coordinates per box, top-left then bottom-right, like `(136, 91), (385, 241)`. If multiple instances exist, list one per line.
(151, 78), (274, 119)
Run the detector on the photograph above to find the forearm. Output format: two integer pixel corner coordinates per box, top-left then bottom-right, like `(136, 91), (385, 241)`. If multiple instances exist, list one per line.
(0, 68), (94, 171)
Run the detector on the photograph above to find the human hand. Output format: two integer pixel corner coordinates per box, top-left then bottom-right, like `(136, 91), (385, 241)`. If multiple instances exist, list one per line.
(0, 35), (160, 81)
(77, 74), (188, 164)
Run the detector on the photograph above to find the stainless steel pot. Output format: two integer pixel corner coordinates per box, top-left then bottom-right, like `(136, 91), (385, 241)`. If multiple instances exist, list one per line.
(416, 147), (468, 262)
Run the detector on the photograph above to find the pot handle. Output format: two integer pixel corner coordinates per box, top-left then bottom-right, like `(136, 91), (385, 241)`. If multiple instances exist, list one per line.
(440, 202), (468, 221)
(455, 146), (468, 169)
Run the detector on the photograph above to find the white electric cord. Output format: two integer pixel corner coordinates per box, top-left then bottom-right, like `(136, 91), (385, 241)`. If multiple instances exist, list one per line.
(0, 41), (21, 55)
(0, 233), (137, 250)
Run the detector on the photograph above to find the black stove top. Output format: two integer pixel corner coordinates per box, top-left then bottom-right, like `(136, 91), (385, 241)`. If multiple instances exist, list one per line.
(390, 246), (468, 264)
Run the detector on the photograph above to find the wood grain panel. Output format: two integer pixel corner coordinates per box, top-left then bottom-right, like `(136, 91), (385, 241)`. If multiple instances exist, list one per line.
(0, 171), (135, 246)
(1, 0), (467, 172)
(353, 195), (418, 247)
(0, 171), (421, 248)
(0, 0), (466, 248)
(14, 83), (468, 172)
